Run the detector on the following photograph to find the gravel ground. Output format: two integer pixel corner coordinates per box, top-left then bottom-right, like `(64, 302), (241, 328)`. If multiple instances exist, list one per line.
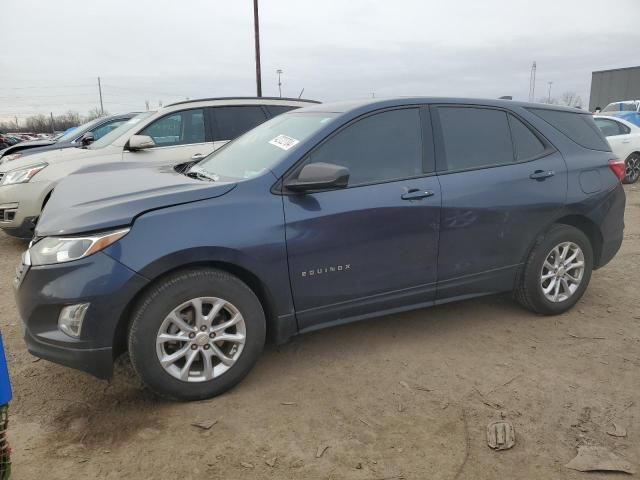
(4, 185), (640, 479)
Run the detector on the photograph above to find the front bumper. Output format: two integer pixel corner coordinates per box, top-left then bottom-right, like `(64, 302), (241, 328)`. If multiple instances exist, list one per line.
(15, 251), (149, 379)
(0, 180), (50, 235)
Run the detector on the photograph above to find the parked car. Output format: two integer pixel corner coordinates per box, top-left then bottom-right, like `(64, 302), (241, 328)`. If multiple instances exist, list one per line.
(594, 115), (640, 184)
(0, 97), (317, 238)
(0, 113), (139, 164)
(15, 97), (625, 401)
(600, 100), (640, 126)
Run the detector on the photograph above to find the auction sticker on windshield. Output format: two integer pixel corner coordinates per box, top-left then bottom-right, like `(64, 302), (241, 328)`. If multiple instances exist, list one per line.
(269, 134), (299, 151)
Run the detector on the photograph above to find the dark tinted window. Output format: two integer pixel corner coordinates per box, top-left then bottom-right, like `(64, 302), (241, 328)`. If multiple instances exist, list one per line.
(508, 115), (546, 161)
(438, 107), (513, 170)
(594, 117), (630, 136)
(213, 106), (267, 141)
(265, 105), (298, 117)
(141, 109), (205, 146)
(529, 108), (610, 151)
(305, 108), (423, 186)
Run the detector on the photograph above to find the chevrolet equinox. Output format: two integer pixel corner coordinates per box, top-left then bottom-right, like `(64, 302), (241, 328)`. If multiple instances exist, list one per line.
(15, 98), (625, 400)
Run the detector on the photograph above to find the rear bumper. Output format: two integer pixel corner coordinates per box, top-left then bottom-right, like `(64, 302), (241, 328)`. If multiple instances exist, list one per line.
(594, 182), (626, 269)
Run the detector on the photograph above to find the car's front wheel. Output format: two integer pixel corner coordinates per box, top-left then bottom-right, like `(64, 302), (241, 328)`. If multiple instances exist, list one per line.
(623, 152), (640, 184)
(515, 224), (593, 315)
(128, 268), (266, 401)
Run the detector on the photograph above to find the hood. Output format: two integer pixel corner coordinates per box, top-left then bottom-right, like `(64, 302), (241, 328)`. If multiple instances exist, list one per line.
(0, 139), (56, 160)
(0, 144), (116, 172)
(36, 162), (236, 237)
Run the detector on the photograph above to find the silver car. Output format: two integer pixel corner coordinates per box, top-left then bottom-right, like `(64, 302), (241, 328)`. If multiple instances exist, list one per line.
(0, 97), (318, 237)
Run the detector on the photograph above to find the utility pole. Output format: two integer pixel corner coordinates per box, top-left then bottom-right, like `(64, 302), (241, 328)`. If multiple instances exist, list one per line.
(253, 0), (262, 97)
(547, 81), (553, 103)
(97, 77), (104, 115)
(528, 61), (537, 102)
(14, 116), (18, 130)
(277, 69), (283, 97)
(50, 112), (55, 134)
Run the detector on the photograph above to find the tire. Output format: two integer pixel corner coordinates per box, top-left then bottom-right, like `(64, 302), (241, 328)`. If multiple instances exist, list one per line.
(128, 268), (266, 401)
(623, 153), (640, 184)
(515, 224), (593, 315)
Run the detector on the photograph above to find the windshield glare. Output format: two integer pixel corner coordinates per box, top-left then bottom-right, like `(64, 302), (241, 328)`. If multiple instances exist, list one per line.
(194, 112), (337, 181)
(89, 111), (155, 149)
(57, 120), (99, 142)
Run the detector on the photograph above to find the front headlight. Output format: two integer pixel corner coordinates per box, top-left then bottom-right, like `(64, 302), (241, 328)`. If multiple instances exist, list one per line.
(1, 163), (47, 186)
(2, 153), (22, 162)
(29, 228), (130, 266)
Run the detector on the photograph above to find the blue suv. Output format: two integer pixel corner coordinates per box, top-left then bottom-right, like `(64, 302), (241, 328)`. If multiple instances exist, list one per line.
(15, 98), (625, 400)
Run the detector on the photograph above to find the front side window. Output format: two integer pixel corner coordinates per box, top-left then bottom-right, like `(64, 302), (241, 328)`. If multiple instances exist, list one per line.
(140, 109), (205, 147)
(438, 107), (513, 170)
(304, 108), (423, 186)
(91, 119), (127, 140)
(212, 106), (268, 141)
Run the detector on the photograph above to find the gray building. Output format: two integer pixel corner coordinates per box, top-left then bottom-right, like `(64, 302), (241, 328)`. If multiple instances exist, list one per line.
(590, 66), (640, 111)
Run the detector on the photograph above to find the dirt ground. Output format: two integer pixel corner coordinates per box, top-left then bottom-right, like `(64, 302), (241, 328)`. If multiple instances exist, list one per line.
(3, 186), (639, 480)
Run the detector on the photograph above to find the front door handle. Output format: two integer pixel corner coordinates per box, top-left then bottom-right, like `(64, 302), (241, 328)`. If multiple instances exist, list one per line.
(191, 153), (206, 160)
(529, 170), (555, 180)
(401, 189), (434, 200)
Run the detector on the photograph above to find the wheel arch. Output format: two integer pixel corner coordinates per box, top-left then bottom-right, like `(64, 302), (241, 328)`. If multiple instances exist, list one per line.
(554, 214), (603, 266)
(112, 260), (285, 359)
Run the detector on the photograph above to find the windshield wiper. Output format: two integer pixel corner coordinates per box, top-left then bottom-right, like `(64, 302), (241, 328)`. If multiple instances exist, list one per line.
(185, 169), (217, 182)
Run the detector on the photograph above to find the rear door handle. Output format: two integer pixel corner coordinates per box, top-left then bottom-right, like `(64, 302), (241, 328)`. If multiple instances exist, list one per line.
(529, 170), (555, 180)
(191, 153), (206, 160)
(401, 189), (434, 200)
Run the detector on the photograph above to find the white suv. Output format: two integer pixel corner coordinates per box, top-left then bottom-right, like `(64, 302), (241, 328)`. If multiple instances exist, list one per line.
(0, 97), (318, 237)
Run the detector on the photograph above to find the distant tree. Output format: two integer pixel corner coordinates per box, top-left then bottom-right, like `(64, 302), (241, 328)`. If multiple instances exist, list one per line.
(85, 107), (109, 121)
(560, 91), (583, 108)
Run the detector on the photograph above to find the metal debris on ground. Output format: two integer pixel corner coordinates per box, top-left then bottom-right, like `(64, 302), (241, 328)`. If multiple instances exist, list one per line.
(486, 420), (516, 450)
(565, 446), (635, 474)
(191, 419), (218, 430)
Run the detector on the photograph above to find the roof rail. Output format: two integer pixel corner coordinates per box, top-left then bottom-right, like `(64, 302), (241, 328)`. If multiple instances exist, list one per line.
(165, 96), (321, 107)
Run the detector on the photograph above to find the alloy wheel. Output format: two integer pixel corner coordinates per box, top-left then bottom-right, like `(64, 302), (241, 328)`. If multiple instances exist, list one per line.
(156, 297), (246, 382)
(540, 242), (585, 303)
(625, 154), (640, 184)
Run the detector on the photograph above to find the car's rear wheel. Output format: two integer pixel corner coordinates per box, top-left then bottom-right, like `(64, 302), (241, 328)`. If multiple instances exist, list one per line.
(623, 153), (640, 184)
(128, 268), (265, 401)
(515, 224), (593, 315)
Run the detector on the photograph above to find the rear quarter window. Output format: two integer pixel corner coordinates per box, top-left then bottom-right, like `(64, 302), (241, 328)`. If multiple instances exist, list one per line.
(528, 108), (610, 151)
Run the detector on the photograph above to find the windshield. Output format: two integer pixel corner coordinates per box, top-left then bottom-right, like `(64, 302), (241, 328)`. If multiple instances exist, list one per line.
(602, 101), (639, 113)
(193, 112), (337, 181)
(57, 122), (95, 142)
(89, 111), (155, 149)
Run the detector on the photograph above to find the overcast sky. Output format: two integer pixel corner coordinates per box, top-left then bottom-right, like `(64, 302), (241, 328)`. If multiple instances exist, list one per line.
(1, 0), (639, 122)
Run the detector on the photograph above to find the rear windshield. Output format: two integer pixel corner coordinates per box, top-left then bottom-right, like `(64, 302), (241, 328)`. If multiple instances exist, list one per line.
(528, 108), (610, 151)
(602, 102), (639, 113)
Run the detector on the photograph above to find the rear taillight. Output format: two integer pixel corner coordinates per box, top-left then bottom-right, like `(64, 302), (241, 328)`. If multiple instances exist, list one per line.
(608, 159), (626, 181)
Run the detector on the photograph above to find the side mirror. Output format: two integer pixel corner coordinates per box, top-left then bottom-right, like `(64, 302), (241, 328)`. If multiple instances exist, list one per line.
(80, 132), (95, 146)
(284, 162), (349, 192)
(128, 135), (156, 151)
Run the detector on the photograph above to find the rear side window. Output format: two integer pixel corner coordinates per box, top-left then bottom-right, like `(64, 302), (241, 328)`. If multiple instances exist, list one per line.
(528, 108), (610, 151)
(594, 117), (630, 136)
(508, 115), (546, 161)
(437, 107), (513, 170)
(212, 106), (268, 141)
(305, 108), (423, 186)
(265, 105), (298, 117)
